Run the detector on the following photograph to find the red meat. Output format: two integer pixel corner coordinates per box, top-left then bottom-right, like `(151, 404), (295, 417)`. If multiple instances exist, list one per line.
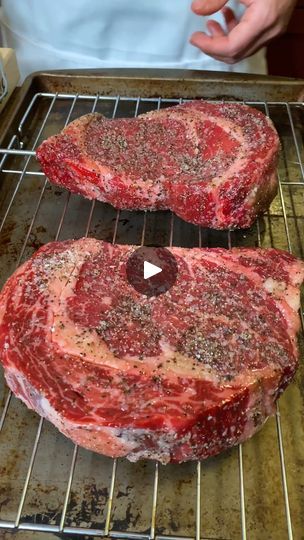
(0, 239), (302, 463)
(36, 101), (280, 229)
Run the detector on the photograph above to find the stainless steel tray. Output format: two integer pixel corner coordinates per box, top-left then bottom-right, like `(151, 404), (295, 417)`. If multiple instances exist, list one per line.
(0, 70), (303, 540)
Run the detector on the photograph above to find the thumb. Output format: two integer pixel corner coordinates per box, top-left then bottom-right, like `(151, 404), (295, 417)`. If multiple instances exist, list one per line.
(191, 0), (228, 16)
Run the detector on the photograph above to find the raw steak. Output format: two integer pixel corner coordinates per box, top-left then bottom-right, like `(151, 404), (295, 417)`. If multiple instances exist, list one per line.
(36, 101), (280, 229)
(0, 239), (303, 463)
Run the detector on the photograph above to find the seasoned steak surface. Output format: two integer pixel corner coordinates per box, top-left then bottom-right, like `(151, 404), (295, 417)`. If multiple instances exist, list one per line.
(0, 239), (302, 463)
(36, 101), (280, 229)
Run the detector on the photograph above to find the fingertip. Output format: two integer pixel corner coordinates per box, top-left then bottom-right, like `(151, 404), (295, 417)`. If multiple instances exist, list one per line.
(191, 0), (218, 16)
(189, 30), (198, 45)
(191, 0), (227, 16)
(189, 30), (208, 47)
(191, 0), (203, 15)
(207, 20), (226, 37)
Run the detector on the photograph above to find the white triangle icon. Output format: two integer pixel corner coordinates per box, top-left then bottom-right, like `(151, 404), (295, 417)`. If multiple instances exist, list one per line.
(144, 260), (162, 280)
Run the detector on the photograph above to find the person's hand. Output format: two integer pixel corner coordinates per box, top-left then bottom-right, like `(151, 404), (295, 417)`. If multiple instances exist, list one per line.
(190, 0), (297, 64)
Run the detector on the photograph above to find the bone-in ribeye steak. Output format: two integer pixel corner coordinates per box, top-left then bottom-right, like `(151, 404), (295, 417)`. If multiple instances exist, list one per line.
(36, 101), (280, 229)
(0, 239), (303, 463)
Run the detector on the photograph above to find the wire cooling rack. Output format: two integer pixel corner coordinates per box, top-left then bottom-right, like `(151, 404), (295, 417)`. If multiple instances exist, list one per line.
(0, 92), (303, 540)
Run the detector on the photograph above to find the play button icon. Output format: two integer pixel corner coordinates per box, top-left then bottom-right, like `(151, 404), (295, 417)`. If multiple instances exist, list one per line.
(144, 261), (162, 280)
(126, 246), (178, 297)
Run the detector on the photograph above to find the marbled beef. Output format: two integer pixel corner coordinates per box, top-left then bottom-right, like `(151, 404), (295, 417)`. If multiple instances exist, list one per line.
(36, 101), (280, 229)
(0, 239), (302, 463)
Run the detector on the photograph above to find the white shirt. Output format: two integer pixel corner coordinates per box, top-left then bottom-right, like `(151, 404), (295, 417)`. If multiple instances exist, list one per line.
(0, 0), (267, 82)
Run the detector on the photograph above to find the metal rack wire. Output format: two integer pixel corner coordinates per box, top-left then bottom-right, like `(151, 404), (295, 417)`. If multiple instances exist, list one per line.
(0, 92), (303, 539)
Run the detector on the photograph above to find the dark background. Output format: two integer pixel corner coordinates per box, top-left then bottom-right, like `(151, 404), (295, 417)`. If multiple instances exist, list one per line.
(267, 0), (304, 78)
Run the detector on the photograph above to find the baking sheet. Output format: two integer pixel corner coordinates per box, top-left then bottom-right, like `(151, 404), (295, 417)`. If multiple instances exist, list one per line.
(0, 72), (303, 540)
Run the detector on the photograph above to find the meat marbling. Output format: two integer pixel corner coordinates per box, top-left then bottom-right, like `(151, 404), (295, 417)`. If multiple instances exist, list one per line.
(0, 239), (303, 463)
(36, 101), (280, 230)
